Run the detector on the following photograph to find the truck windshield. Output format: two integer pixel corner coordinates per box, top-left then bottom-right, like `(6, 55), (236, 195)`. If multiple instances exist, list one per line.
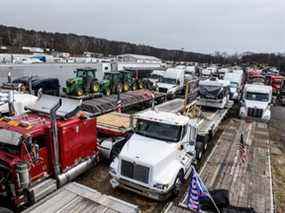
(245, 92), (269, 102)
(200, 85), (224, 99)
(0, 143), (20, 155)
(135, 119), (182, 143)
(229, 82), (238, 88)
(160, 78), (177, 85)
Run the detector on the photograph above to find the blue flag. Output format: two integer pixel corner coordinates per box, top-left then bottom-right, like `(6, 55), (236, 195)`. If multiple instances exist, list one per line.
(187, 167), (209, 212)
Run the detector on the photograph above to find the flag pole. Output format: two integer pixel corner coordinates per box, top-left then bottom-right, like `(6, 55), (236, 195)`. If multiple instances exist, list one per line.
(192, 166), (221, 213)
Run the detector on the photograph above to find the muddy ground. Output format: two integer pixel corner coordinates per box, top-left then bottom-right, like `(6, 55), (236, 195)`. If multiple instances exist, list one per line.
(269, 106), (285, 213)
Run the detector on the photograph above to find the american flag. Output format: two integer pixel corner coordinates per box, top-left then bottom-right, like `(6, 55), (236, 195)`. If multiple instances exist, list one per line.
(116, 99), (122, 113)
(187, 167), (209, 212)
(239, 133), (247, 164)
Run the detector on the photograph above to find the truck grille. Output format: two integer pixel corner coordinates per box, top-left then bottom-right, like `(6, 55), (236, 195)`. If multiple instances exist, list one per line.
(121, 160), (150, 184)
(158, 88), (168, 93)
(247, 108), (263, 118)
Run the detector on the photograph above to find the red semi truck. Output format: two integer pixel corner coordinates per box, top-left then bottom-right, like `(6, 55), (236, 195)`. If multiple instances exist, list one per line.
(0, 95), (99, 209)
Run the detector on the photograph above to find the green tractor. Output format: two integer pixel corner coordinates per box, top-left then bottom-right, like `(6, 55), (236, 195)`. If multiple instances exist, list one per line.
(120, 70), (144, 91)
(100, 72), (123, 96)
(63, 68), (100, 96)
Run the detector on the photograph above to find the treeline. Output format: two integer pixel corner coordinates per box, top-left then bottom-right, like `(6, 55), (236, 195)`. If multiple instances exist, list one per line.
(0, 24), (285, 71)
(0, 25), (213, 62)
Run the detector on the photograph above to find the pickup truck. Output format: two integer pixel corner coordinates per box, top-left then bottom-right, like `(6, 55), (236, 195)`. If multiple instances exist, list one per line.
(110, 110), (197, 200)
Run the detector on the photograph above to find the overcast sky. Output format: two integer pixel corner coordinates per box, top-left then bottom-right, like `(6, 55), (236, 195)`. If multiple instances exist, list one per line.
(1, 0), (285, 54)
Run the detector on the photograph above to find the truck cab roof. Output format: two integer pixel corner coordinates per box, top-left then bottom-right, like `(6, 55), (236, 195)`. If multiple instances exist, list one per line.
(199, 79), (230, 87)
(135, 110), (193, 126)
(244, 84), (272, 94)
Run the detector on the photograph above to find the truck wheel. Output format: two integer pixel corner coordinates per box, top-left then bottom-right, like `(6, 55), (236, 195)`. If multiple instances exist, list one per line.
(90, 81), (100, 93)
(203, 141), (208, 152)
(76, 88), (84, 96)
(173, 171), (184, 196)
(105, 88), (111, 96)
(196, 142), (204, 161)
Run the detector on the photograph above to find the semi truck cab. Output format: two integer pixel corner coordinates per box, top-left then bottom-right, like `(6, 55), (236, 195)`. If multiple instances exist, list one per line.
(0, 95), (98, 209)
(197, 78), (230, 109)
(157, 68), (185, 97)
(239, 84), (272, 122)
(110, 110), (197, 200)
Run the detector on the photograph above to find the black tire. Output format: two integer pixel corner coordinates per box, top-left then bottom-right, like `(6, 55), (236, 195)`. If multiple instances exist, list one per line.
(75, 88), (84, 96)
(196, 141), (204, 161)
(90, 81), (100, 93)
(105, 88), (111, 96)
(173, 170), (184, 196)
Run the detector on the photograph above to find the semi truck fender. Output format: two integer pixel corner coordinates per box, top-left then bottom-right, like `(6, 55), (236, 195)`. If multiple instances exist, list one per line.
(153, 160), (185, 189)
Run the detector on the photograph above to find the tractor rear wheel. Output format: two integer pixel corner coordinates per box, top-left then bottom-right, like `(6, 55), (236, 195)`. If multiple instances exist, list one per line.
(123, 83), (129, 92)
(76, 88), (84, 96)
(139, 81), (144, 89)
(90, 81), (100, 93)
(132, 84), (137, 91)
(105, 88), (111, 96)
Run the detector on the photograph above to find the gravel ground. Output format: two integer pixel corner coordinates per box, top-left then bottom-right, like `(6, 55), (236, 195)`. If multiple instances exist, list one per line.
(269, 106), (285, 213)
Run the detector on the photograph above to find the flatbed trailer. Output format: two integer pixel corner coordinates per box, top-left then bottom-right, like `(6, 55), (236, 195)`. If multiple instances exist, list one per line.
(23, 182), (139, 213)
(81, 89), (165, 116)
(165, 119), (273, 213)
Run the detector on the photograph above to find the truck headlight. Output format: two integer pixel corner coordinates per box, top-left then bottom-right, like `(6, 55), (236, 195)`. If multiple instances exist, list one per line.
(153, 183), (169, 190)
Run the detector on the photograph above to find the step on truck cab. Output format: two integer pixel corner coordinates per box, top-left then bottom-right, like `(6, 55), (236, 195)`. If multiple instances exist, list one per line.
(0, 95), (98, 210)
(239, 84), (272, 122)
(197, 78), (230, 109)
(110, 110), (197, 200)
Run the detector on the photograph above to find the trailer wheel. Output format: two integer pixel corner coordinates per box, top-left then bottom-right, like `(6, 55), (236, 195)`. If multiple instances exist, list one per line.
(196, 142), (204, 161)
(203, 141), (208, 152)
(173, 170), (184, 196)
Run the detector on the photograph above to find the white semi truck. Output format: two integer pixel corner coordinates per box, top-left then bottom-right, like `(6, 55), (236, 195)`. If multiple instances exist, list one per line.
(239, 83), (272, 122)
(110, 110), (197, 200)
(110, 97), (231, 200)
(224, 70), (244, 101)
(197, 78), (231, 109)
(157, 68), (185, 97)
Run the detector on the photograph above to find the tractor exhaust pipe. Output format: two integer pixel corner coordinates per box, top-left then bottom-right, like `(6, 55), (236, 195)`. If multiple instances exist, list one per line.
(49, 99), (62, 176)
